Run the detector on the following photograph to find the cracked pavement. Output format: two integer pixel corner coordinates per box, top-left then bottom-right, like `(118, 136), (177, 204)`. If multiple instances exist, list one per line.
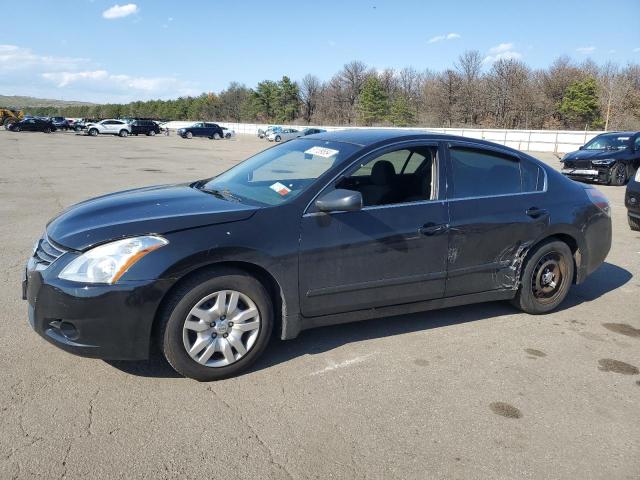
(0, 131), (638, 479)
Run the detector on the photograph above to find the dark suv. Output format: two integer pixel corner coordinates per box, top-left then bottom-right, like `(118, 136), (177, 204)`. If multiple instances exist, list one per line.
(130, 120), (160, 136)
(561, 132), (640, 186)
(625, 169), (640, 230)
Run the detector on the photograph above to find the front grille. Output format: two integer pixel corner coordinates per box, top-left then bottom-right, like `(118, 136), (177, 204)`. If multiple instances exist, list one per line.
(33, 236), (66, 269)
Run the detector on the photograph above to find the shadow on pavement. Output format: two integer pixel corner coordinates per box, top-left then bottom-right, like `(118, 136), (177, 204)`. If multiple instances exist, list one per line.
(105, 261), (631, 379)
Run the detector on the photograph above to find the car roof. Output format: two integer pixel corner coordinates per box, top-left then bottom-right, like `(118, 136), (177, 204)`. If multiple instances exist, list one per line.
(596, 131), (638, 136)
(308, 128), (513, 150)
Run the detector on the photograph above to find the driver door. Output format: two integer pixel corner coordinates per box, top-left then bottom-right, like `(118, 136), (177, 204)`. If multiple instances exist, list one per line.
(298, 142), (450, 317)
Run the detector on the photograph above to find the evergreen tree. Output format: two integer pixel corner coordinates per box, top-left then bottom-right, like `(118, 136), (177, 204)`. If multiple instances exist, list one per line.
(559, 77), (602, 129)
(389, 96), (415, 126)
(357, 76), (388, 126)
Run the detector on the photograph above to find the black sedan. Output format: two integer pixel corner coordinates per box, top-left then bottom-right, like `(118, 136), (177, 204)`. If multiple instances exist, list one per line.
(561, 131), (640, 186)
(625, 168), (640, 230)
(23, 130), (612, 381)
(177, 122), (224, 139)
(9, 118), (56, 133)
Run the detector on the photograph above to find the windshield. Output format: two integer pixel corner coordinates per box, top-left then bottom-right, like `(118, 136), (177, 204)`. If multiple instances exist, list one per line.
(584, 133), (630, 150)
(199, 139), (360, 206)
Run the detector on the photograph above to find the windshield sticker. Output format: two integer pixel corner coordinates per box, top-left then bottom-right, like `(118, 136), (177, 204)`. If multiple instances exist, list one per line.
(617, 137), (630, 141)
(270, 182), (291, 196)
(304, 146), (339, 158)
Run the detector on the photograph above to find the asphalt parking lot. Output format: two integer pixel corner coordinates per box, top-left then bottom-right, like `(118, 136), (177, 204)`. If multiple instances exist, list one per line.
(1, 130), (638, 479)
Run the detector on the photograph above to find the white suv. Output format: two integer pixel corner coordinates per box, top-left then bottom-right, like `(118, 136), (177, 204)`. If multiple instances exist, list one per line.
(86, 119), (131, 137)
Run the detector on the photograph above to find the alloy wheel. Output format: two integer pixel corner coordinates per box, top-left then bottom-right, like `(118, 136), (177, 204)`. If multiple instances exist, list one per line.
(182, 290), (261, 367)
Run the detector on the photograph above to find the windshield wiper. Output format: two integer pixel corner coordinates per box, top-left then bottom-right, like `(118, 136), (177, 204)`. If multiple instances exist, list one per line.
(199, 187), (242, 202)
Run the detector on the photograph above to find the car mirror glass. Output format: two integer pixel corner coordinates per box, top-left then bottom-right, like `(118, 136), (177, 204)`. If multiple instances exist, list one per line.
(315, 189), (363, 213)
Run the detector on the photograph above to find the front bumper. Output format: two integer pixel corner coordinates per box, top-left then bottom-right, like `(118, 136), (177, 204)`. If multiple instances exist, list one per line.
(24, 254), (173, 360)
(626, 182), (640, 218)
(561, 167), (610, 183)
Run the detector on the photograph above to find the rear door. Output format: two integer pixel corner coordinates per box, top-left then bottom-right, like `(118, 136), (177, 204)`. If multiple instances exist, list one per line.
(444, 143), (548, 296)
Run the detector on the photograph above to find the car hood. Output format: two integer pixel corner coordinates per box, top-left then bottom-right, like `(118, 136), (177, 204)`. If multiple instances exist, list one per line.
(47, 183), (258, 250)
(563, 149), (624, 161)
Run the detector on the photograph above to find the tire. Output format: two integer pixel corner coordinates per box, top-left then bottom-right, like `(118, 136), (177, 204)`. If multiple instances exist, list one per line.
(13, 125), (21, 132)
(213, 133), (221, 140)
(159, 268), (273, 381)
(629, 214), (640, 231)
(149, 130), (156, 136)
(88, 128), (98, 136)
(275, 135), (281, 142)
(43, 127), (51, 134)
(511, 239), (574, 314)
(609, 163), (627, 186)
(119, 129), (129, 138)
(225, 133), (232, 139)
(186, 131), (193, 139)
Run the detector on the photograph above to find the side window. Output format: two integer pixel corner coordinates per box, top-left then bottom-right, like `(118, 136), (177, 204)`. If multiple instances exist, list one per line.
(337, 146), (436, 207)
(521, 159), (544, 192)
(449, 147), (521, 198)
(635, 137), (640, 150)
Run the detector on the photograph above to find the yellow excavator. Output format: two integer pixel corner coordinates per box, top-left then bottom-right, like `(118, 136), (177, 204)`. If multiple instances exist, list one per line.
(1, 108), (24, 129)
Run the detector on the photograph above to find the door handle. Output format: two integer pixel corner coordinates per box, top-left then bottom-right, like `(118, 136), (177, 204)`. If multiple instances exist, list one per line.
(419, 223), (449, 236)
(525, 207), (549, 218)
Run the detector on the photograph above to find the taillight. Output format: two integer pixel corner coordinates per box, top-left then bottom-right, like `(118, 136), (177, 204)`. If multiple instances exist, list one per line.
(585, 187), (610, 216)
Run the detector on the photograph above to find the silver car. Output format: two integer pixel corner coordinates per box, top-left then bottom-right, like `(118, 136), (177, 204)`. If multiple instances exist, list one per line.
(267, 128), (300, 142)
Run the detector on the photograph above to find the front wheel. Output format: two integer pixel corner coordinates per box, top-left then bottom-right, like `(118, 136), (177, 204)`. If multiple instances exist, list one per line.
(43, 127), (52, 133)
(119, 129), (129, 138)
(225, 133), (232, 139)
(149, 130), (156, 136)
(88, 128), (98, 136)
(275, 135), (281, 142)
(609, 163), (627, 186)
(13, 125), (21, 132)
(629, 214), (640, 231)
(159, 269), (273, 381)
(511, 240), (574, 314)
(185, 131), (193, 139)
(213, 133), (221, 140)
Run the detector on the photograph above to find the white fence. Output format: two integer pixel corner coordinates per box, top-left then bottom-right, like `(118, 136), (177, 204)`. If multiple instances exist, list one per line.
(163, 121), (603, 154)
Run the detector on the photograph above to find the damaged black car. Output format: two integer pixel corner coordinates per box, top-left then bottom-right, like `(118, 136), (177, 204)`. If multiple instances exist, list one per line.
(561, 131), (640, 186)
(24, 130), (612, 381)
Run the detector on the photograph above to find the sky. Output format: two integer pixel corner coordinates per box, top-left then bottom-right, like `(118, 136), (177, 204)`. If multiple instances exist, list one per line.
(1, 0), (639, 103)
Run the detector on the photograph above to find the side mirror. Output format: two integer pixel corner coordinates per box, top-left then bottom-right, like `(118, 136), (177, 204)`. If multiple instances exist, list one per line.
(578, 146), (585, 150)
(315, 189), (363, 213)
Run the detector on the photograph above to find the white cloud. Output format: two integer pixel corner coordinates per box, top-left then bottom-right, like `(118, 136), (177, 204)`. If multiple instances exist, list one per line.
(633, 47), (640, 53)
(483, 43), (522, 64)
(576, 46), (596, 54)
(102, 3), (139, 20)
(428, 32), (461, 44)
(0, 44), (198, 102)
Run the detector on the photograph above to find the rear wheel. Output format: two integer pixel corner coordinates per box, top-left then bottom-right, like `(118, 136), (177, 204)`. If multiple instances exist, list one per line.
(629, 214), (640, 231)
(511, 240), (574, 314)
(119, 129), (128, 137)
(225, 133), (232, 139)
(609, 163), (627, 186)
(13, 125), (21, 132)
(149, 130), (156, 136)
(43, 127), (52, 134)
(213, 133), (221, 140)
(275, 135), (281, 142)
(159, 268), (273, 381)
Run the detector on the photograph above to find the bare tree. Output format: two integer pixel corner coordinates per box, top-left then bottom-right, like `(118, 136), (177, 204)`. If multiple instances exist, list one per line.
(455, 50), (483, 125)
(299, 74), (321, 124)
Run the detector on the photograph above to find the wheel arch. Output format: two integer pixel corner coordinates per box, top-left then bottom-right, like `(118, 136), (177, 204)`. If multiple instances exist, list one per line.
(150, 260), (288, 353)
(524, 232), (582, 285)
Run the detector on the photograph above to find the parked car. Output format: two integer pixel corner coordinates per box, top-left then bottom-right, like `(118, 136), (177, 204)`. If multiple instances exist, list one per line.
(221, 127), (235, 139)
(130, 120), (161, 136)
(23, 130), (612, 381)
(72, 118), (98, 132)
(50, 117), (70, 131)
(560, 131), (640, 186)
(8, 118), (56, 133)
(268, 128), (300, 142)
(301, 128), (326, 136)
(86, 119), (131, 137)
(625, 168), (640, 230)
(177, 122), (224, 139)
(258, 125), (281, 139)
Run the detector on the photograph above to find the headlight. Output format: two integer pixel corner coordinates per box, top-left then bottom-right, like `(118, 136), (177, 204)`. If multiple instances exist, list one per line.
(59, 235), (168, 284)
(591, 159), (616, 165)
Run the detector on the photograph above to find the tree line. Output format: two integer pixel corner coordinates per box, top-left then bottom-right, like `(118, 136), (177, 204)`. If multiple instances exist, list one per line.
(24, 52), (640, 131)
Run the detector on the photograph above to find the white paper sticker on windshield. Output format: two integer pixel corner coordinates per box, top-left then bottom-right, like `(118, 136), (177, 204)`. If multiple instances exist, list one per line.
(304, 146), (339, 158)
(617, 137), (630, 140)
(270, 182), (291, 196)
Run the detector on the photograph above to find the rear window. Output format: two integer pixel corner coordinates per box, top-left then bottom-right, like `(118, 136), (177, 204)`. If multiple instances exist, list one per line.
(449, 147), (521, 198)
